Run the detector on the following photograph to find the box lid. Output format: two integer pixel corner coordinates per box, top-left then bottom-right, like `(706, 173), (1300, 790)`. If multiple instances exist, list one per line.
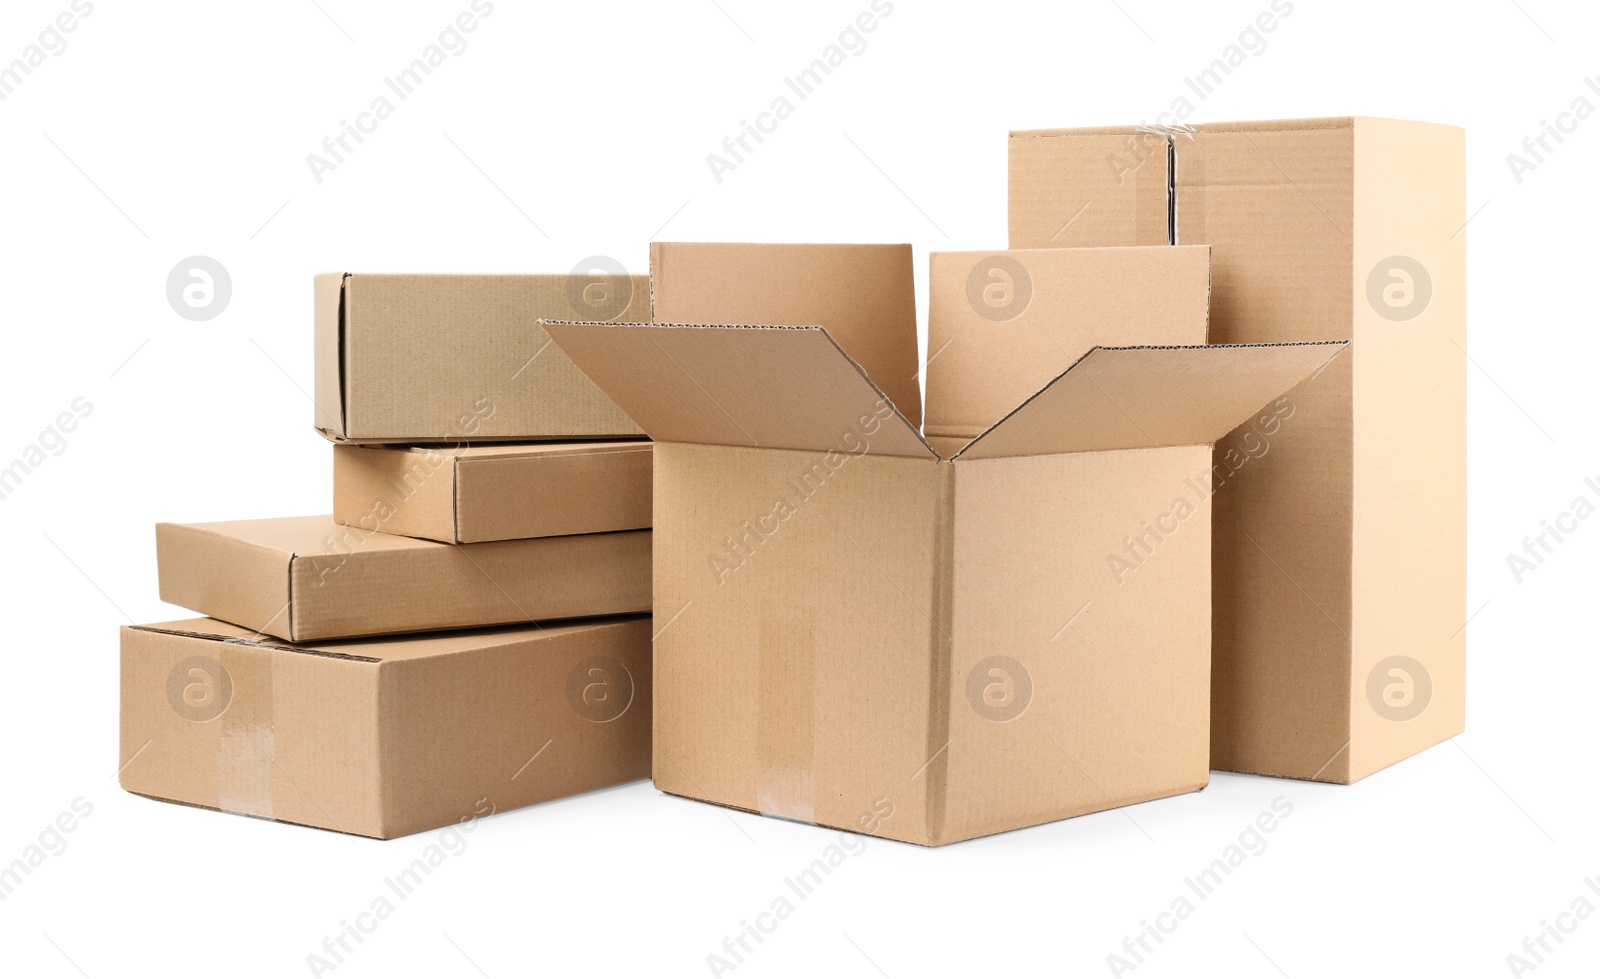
(954, 341), (1348, 460)
(542, 322), (935, 459)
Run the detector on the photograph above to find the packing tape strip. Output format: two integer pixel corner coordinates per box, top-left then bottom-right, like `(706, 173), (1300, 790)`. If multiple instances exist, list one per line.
(756, 610), (816, 824)
(217, 641), (275, 820)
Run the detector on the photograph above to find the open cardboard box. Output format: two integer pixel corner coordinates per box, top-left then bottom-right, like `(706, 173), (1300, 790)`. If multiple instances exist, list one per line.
(540, 242), (1347, 845)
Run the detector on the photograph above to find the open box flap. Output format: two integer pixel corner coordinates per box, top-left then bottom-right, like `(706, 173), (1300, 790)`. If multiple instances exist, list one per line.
(953, 341), (1349, 460)
(541, 321), (936, 459)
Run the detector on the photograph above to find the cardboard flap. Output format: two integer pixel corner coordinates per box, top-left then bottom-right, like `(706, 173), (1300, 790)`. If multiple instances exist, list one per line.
(954, 341), (1348, 460)
(543, 322), (935, 458)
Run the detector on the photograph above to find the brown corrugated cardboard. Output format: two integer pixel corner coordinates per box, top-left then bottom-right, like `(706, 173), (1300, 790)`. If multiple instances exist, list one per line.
(313, 273), (648, 443)
(649, 242), (923, 428)
(1008, 117), (1466, 783)
(333, 441), (652, 544)
(119, 616), (651, 839)
(545, 313), (1345, 845)
(926, 246), (1212, 442)
(156, 515), (651, 642)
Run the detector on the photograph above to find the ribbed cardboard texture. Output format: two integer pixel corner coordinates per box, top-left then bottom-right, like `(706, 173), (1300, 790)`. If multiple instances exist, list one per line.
(1008, 116), (1467, 783)
(118, 616), (652, 839)
(926, 246), (1212, 442)
(333, 441), (653, 544)
(547, 293), (1344, 843)
(313, 273), (648, 443)
(155, 515), (651, 642)
(649, 242), (922, 428)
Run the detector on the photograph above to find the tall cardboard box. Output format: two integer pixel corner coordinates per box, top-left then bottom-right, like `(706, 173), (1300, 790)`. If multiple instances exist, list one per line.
(120, 616), (652, 838)
(314, 273), (648, 443)
(1008, 117), (1466, 782)
(543, 244), (1344, 843)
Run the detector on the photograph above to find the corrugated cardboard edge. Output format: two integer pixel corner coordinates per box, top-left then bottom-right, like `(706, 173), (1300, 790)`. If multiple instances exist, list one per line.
(537, 319), (940, 461)
(1009, 116), (1362, 138)
(313, 272), (350, 441)
(155, 524), (298, 642)
(950, 340), (1350, 461)
(923, 463), (957, 845)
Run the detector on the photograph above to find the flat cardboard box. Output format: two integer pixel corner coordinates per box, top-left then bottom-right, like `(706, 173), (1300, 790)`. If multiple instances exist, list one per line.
(156, 515), (651, 642)
(333, 441), (653, 544)
(649, 242), (922, 428)
(119, 616), (651, 839)
(545, 313), (1344, 843)
(926, 245), (1212, 444)
(1008, 117), (1466, 783)
(314, 273), (648, 443)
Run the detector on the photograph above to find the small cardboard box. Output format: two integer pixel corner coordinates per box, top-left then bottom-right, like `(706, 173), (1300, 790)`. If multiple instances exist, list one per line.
(333, 441), (652, 544)
(1008, 117), (1466, 783)
(119, 615), (651, 839)
(314, 273), (648, 443)
(156, 515), (651, 642)
(545, 314), (1344, 844)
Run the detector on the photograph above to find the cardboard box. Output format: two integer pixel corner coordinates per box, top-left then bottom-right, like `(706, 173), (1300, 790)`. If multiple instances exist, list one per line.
(925, 245), (1212, 447)
(1008, 117), (1466, 783)
(545, 314), (1344, 845)
(313, 273), (648, 443)
(649, 242), (923, 428)
(333, 441), (652, 544)
(119, 615), (651, 839)
(156, 515), (651, 642)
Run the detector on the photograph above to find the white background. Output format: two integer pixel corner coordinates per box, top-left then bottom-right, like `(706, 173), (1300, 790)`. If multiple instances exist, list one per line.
(1, 1), (1595, 976)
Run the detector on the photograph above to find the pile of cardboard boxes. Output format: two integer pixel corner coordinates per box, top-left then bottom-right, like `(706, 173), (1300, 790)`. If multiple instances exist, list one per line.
(120, 117), (1466, 846)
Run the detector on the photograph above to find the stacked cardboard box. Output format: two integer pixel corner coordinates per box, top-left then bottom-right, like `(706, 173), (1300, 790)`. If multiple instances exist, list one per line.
(120, 273), (657, 838)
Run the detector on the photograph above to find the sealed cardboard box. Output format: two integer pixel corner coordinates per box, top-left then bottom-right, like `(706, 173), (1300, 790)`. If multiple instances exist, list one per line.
(156, 515), (650, 642)
(119, 616), (651, 839)
(546, 316), (1344, 843)
(313, 273), (648, 443)
(333, 441), (652, 544)
(1009, 117), (1466, 783)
